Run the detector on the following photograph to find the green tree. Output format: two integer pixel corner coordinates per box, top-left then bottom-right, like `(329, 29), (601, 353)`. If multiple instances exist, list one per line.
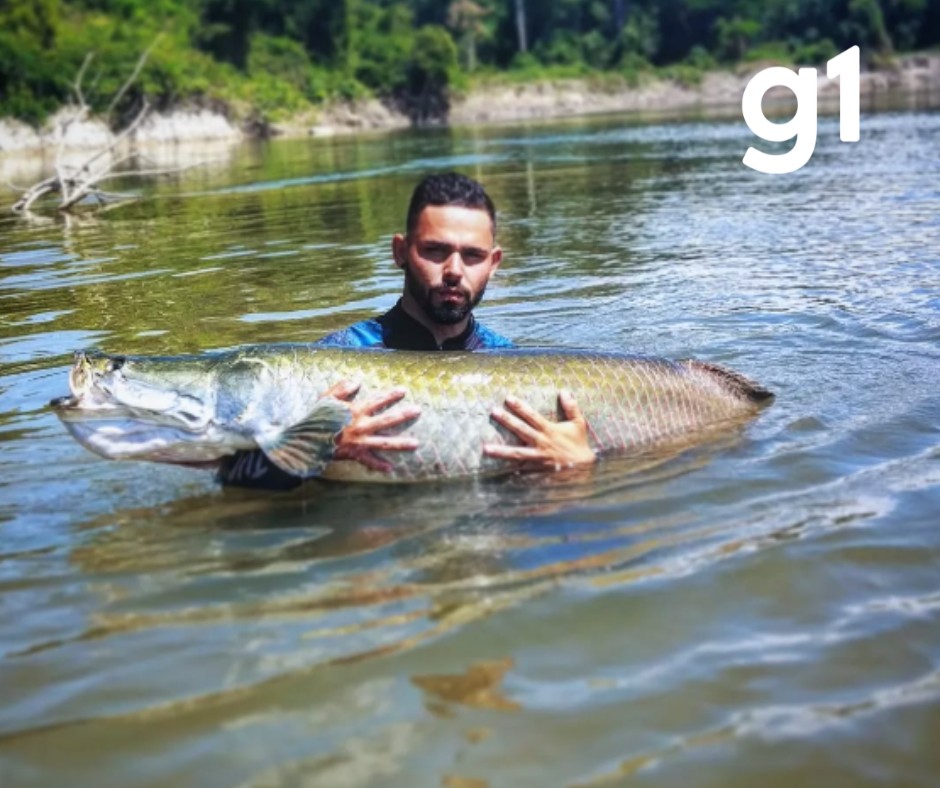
(0, 0), (65, 122)
(403, 25), (459, 122)
(715, 16), (763, 61)
(448, 0), (489, 71)
(354, 2), (415, 94)
(847, 0), (893, 52)
(616, 6), (659, 64)
(3, 0), (940, 127)
(514, 0), (529, 53)
(0, 0), (61, 47)
(198, 0), (261, 68)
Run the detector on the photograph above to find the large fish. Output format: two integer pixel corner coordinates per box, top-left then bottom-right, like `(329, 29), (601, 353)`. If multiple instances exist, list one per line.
(50, 346), (773, 483)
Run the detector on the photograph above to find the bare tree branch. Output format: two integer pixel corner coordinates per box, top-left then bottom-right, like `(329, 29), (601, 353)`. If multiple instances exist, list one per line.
(54, 102), (90, 201)
(75, 99), (150, 183)
(88, 66), (104, 97)
(9, 37), (208, 216)
(73, 53), (94, 108)
(94, 160), (209, 185)
(13, 180), (59, 213)
(106, 36), (161, 117)
(93, 189), (142, 200)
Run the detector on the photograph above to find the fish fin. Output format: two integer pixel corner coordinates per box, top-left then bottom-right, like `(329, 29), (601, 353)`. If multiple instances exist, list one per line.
(685, 360), (774, 404)
(257, 398), (353, 478)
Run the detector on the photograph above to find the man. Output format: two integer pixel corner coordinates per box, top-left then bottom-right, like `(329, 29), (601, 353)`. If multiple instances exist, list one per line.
(220, 172), (596, 490)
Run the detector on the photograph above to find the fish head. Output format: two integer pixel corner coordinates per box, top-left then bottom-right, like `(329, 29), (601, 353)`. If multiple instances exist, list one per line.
(50, 350), (227, 465)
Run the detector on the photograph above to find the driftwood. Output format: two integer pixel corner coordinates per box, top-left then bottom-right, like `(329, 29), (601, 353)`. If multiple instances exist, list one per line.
(8, 42), (200, 215)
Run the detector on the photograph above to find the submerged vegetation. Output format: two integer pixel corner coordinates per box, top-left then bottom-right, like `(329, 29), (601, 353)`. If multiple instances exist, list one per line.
(1, 0), (939, 127)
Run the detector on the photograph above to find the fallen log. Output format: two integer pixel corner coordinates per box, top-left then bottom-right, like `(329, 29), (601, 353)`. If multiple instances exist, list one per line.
(8, 41), (204, 215)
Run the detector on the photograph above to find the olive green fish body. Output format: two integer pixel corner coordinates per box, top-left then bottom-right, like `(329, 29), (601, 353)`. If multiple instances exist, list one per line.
(52, 346), (773, 483)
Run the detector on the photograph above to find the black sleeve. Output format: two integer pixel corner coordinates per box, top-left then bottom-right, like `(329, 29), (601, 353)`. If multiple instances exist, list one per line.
(217, 450), (304, 491)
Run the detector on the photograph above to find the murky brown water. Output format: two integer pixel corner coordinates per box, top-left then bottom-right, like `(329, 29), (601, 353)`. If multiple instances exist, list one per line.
(1, 104), (939, 786)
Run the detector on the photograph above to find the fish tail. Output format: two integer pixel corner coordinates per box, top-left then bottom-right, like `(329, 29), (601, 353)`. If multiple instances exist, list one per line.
(683, 360), (774, 404)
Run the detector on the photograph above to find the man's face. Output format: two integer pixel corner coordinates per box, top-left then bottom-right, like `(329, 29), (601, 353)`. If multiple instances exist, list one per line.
(393, 205), (502, 325)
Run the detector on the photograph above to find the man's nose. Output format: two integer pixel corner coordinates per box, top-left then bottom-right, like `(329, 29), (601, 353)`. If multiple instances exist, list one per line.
(442, 251), (464, 281)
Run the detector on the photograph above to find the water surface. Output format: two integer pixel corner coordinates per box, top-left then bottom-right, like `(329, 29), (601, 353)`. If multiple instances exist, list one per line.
(1, 108), (939, 786)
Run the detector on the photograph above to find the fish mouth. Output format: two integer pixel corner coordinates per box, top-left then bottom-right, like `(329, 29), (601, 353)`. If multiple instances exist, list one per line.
(50, 394), (80, 411)
(49, 351), (125, 417)
(69, 350), (91, 397)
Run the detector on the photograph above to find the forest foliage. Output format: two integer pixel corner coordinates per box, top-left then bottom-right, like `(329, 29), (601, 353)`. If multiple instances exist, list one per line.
(1, 0), (938, 126)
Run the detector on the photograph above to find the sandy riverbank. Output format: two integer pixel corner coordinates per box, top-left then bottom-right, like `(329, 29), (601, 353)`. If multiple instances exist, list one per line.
(262, 52), (940, 138)
(449, 52), (940, 126)
(1, 53), (937, 164)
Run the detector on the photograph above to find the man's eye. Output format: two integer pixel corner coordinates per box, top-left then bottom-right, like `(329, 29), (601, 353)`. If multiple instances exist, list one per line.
(421, 246), (450, 262)
(417, 245), (488, 264)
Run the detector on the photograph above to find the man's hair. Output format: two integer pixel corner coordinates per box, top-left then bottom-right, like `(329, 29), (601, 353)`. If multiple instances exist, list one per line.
(405, 172), (497, 238)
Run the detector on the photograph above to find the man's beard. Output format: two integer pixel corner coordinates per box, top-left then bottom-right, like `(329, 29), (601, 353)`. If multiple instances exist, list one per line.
(404, 263), (486, 325)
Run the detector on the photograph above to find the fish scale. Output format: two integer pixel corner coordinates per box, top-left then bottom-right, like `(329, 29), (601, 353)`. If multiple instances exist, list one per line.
(53, 346), (774, 484)
(234, 348), (770, 482)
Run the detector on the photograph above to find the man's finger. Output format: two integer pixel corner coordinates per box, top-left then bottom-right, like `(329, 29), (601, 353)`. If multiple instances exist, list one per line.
(491, 407), (541, 445)
(359, 387), (408, 416)
(504, 395), (550, 430)
(324, 379), (361, 401)
(360, 406), (421, 433)
(483, 443), (545, 461)
(358, 451), (393, 473)
(335, 445), (393, 472)
(357, 436), (420, 452)
(559, 390), (583, 422)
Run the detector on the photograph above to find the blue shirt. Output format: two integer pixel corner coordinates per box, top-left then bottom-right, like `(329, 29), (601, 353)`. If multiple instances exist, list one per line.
(317, 302), (515, 351)
(218, 303), (514, 489)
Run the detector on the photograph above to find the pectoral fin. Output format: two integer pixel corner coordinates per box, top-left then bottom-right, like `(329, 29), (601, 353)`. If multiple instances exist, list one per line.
(257, 399), (353, 478)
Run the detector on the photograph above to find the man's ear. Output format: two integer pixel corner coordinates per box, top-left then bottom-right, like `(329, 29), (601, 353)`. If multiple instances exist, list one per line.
(392, 234), (407, 269)
(490, 246), (503, 272)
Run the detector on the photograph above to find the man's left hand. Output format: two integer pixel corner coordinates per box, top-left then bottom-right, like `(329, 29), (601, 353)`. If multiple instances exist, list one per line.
(483, 391), (596, 471)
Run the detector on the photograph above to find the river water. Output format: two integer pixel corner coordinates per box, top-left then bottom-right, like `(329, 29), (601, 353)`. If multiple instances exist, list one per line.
(1, 105), (939, 786)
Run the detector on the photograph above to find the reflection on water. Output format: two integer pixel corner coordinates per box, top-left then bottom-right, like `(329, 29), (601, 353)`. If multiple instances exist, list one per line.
(412, 658), (519, 713)
(1, 106), (940, 786)
(18, 446), (739, 666)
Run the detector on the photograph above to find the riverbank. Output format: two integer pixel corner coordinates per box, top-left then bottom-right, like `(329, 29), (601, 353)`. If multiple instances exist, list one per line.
(453, 52), (940, 125)
(1, 53), (938, 160)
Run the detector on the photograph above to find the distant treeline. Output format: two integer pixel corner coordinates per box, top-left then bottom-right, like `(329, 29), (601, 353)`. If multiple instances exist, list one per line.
(2, 0), (939, 125)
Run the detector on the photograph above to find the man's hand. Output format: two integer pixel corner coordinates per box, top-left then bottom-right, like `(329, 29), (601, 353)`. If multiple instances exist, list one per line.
(323, 380), (420, 473)
(483, 391), (596, 471)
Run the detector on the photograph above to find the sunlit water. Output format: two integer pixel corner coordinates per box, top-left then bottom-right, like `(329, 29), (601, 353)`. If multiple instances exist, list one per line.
(1, 106), (939, 786)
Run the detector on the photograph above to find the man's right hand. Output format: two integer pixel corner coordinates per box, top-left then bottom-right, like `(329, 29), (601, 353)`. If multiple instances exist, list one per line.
(322, 380), (421, 473)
